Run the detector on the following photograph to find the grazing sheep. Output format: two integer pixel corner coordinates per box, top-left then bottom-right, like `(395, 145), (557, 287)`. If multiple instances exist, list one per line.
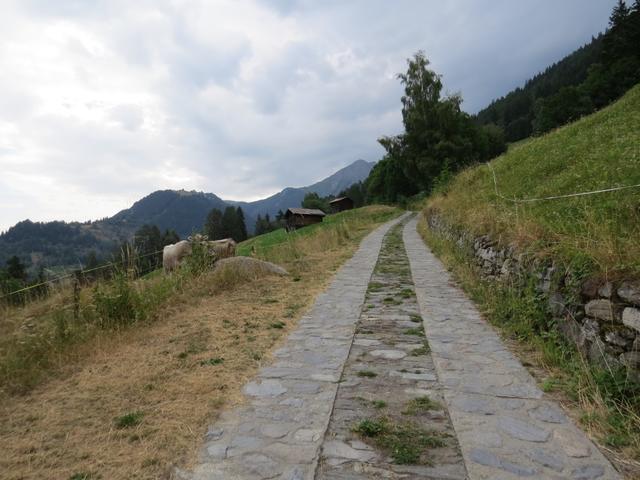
(163, 236), (237, 273)
(205, 238), (237, 260)
(162, 240), (193, 272)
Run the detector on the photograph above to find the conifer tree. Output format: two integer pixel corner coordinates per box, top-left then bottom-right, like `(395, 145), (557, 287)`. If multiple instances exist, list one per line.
(235, 207), (248, 241)
(6, 256), (27, 282)
(221, 207), (238, 240)
(204, 208), (223, 240)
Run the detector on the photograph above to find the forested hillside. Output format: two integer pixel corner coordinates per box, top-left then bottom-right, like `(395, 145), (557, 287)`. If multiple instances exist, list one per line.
(476, 0), (640, 142)
(475, 36), (603, 141)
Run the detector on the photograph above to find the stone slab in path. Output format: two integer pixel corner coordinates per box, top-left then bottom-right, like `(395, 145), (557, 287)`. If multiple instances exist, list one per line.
(403, 217), (622, 480)
(182, 213), (409, 480)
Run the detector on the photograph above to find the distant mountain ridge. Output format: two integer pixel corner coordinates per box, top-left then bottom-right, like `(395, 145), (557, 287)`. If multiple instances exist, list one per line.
(109, 189), (229, 236)
(0, 159), (374, 271)
(228, 159), (375, 224)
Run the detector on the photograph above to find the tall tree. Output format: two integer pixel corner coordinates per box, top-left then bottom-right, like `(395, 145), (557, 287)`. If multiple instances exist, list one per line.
(338, 181), (366, 208)
(610, 0), (630, 28)
(255, 214), (265, 236)
(204, 208), (223, 239)
(301, 192), (329, 211)
(221, 206), (239, 240)
(371, 51), (499, 201)
(133, 224), (164, 272)
(84, 250), (99, 270)
(6, 256), (27, 282)
(162, 229), (180, 246)
(235, 207), (248, 241)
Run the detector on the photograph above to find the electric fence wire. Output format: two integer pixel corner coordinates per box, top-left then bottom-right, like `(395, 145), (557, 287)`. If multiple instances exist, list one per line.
(487, 162), (640, 204)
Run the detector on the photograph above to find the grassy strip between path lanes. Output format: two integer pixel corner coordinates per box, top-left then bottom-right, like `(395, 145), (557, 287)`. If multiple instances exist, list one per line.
(418, 217), (640, 478)
(0, 205), (400, 480)
(353, 416), (445, 465)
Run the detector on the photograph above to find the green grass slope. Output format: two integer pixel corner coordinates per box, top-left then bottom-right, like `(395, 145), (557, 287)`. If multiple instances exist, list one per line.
(237, 206), (399, 258)
(428, 83), (640, 275)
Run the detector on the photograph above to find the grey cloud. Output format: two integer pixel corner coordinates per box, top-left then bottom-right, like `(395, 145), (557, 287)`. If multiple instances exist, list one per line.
(0, 0), (618, 231)
(109, 104), (144, 131)
(169, 23), (252, 89)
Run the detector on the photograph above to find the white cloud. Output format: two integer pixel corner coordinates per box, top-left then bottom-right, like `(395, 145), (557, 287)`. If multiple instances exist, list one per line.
(0, 0), (616, 231)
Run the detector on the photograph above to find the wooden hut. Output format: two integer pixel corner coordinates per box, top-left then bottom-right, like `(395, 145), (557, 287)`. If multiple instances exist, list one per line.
(328, 196), (354, 213)
(285, 208), (326, 231)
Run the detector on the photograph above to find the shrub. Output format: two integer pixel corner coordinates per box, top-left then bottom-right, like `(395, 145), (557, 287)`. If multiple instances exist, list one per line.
(115, 411), (144, 428)
(93, 274), (144, 328)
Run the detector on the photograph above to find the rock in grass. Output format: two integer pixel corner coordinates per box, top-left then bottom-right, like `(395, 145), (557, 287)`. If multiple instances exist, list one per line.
(618, 281), (640, 305)
(215, 257), (289, 278)
(584, 299), (618, 322)
(622, 307), (640, 333)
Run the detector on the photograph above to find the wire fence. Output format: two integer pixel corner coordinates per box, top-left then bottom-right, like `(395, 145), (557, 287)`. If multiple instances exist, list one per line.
(487, 162), (640, 204)
(0, 247), (166, 302)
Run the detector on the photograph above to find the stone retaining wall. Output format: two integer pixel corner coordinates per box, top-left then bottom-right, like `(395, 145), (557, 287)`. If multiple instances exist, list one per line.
(425, 213), (640, 378)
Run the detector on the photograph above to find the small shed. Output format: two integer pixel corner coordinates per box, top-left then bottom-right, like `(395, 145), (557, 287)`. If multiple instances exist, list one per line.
(329, 196), (354, 213)
(285, 208), (326, 231)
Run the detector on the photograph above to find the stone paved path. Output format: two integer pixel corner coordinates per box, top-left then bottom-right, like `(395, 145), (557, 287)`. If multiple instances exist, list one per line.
(182, 214), (622, 480)
(403, 217), (621, 480)
(184, 213), (409, 480)
(317, 219), (467, 479)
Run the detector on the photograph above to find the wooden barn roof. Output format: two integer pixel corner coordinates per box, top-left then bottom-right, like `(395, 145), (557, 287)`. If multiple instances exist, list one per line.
(285, 208), (326, 217)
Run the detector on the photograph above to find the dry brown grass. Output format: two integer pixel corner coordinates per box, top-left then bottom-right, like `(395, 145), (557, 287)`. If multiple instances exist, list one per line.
(0, 205), (399, 480)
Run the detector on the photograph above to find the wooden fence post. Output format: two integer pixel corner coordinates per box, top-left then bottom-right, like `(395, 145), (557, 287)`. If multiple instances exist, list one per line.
(73, 270), (81, 321)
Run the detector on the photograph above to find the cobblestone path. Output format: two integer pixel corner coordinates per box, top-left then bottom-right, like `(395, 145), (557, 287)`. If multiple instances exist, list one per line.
(403, 217), (621, 480)
(184, 213), (409, 480)
(183, 213), (622, 480)
(316, 219), (467, 479)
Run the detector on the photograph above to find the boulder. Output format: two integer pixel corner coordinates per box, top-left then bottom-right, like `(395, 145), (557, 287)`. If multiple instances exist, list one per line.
(588, 338), (620, 369)
(557, 316), (587, 356)
(604, 330), (632, 348)
(622, 307), (640, 333)
(618, 281), (640, 305)
(584, 299), (618, 322)
(548, 292), (565, 317)
(214, 257), (289, 278)
(597, 282), (614, 299)
(581, 318), (600, 341)
(581, 278), (601, 300)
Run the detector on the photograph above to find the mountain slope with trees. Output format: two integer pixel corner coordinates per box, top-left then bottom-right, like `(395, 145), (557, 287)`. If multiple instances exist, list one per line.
(228, 159), (375, 227)
(475, 0), (640, 142)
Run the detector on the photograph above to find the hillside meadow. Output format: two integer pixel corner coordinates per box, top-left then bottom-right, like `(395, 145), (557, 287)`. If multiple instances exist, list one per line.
(0, 205), (400, 480)
(427, 83), (640, 277)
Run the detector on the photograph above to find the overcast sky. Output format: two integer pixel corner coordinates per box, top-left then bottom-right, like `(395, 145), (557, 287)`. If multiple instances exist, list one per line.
(0, 0), (615, 232)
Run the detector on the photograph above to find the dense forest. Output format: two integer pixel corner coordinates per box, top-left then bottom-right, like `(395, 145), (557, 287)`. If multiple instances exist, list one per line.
(476, 0), (640, 141)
